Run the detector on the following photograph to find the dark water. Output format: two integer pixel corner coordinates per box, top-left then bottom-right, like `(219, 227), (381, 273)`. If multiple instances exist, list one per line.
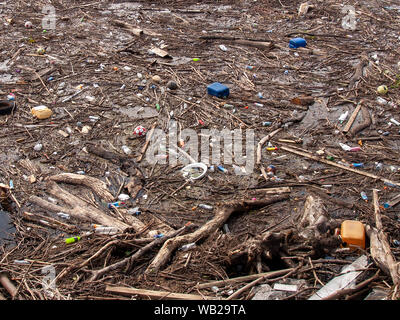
(0, 210), (16, 248)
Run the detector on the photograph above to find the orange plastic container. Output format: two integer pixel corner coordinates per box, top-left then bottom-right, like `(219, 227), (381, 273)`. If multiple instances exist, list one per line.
(340, 220), (365, 250)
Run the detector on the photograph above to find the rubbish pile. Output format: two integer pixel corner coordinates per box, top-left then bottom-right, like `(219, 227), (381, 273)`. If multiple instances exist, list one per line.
(0, 0), (399, 300)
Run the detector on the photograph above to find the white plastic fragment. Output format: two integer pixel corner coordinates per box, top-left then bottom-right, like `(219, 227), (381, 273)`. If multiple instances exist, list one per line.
(273, 283), (298, 292)
(117, 193), (130, 201)
(339, 143), (351, 151)
(181, 162), (207, 180)
(308, 255), (368, 300)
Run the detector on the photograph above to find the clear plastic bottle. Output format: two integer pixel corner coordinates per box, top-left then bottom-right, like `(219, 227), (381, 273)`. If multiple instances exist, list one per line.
(360, 191), (368, 202)
(338, 111), (348, 123)
(198, 204), (213, 210)
(57, 212), (70, 219)
(180, 242), (196, 251)
(94, 227), (119, 235)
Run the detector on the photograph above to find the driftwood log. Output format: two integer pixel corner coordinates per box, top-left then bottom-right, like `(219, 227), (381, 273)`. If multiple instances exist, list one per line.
(49, 173), (115, 202)
(365, 190), (400, 298)
(145, 196), (289, 274)
(30, 174), (149, 233)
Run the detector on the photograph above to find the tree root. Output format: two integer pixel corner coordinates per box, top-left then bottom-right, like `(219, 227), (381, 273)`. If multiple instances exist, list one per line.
(145, 196), (289, 274)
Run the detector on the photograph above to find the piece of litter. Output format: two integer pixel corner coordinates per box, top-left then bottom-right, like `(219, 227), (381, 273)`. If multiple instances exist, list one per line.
(273, 283), (298, 292)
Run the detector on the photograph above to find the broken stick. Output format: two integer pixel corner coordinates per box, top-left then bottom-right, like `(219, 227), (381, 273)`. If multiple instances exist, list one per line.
(137, 121), (157, 162)
(105, 286), (213, 300)
(279, 145), (400, 188)
(342, 101), (362, 134)
(111, 19), (143, 36)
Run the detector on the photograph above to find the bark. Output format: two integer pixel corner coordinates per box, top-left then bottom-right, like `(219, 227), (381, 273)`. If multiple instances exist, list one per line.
(49, 173), (114, 202)
(30, 181), (133, 231)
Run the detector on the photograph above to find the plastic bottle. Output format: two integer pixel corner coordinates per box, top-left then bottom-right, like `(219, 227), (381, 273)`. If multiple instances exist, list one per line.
(57, 212), (70, 219)
(47, 197), (57, 204)
(198, 204), (213, 210)
(375, 162), (383, 170)
(128, 207), (141, 215)
(383, 203), (390, 209)
(94, 227), (119, 235)
(339, 143), (351, 151)
(217, 165), (228, 173)
(153, 233), (164, 239)
(390, 118), (400, 126)
(360, 191), (368, 202)
(262, 121), (272, 126)
(65, 236), (81, 244)
(338, 111), (349, 123)
(352, 163), (364, 168)
(108, 201), (124, 209)
(180, 242), (196, 251)
(267, 165), (276, 174)
(14, 260), (30, 265)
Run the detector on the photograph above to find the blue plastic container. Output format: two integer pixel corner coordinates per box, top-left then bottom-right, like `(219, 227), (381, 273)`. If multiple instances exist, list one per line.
(289, 37), (307, 49)
(207, 82), (229, 98)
